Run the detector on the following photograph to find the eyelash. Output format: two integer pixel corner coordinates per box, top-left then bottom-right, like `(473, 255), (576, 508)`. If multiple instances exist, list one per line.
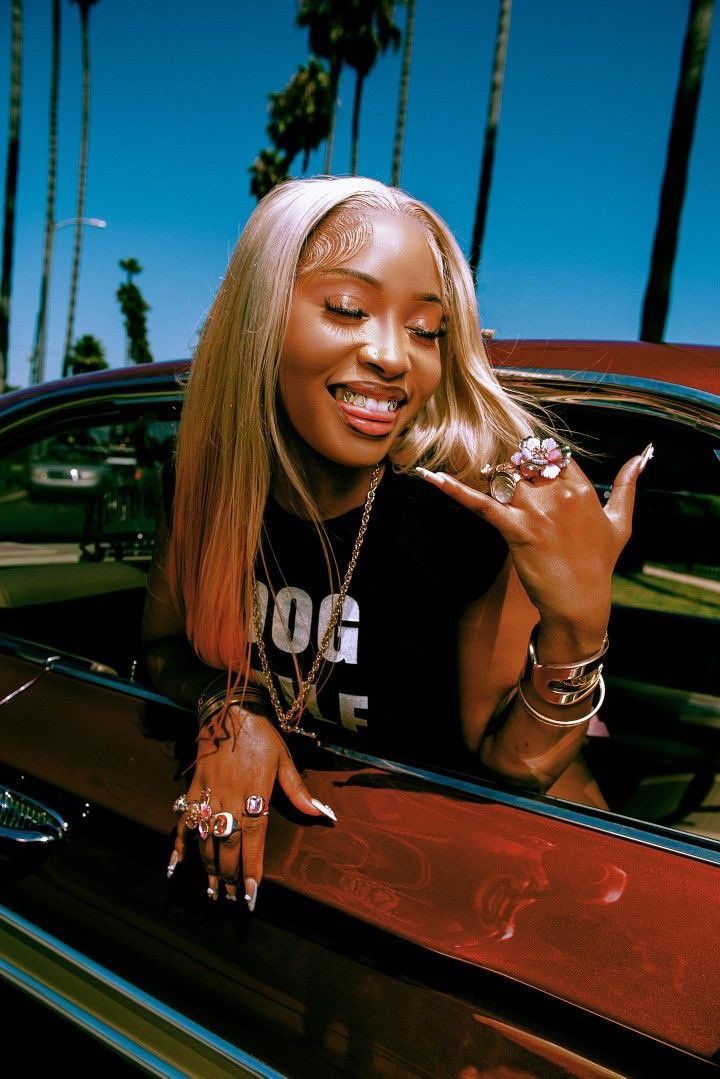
(324, 300), (448, 341)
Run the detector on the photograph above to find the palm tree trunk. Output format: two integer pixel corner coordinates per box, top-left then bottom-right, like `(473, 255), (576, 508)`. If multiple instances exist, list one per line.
(391, 0), (415, 187)
(323, 59), (341, 174)
(469, 0), (512, 286)
(30, 0), (60, 386)
(62, 3), (92, 376)
(0, 0), (23, 394)
(640, 0), (714, 343)
(350, 71), (365, 176)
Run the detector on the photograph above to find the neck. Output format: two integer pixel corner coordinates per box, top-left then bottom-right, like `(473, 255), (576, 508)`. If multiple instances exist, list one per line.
(272, 443), (384, 521)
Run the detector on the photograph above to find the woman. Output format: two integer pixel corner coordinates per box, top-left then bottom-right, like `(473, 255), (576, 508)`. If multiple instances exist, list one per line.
(143, 176), (650, 910)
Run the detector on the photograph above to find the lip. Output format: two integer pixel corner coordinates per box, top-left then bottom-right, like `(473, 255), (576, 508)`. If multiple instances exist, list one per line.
(332, 393), (403, 439)
(328, 381), (408, 404)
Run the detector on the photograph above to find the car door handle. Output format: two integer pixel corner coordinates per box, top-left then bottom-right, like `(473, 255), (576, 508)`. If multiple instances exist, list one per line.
(0, 653), (61, 709)
(0, 787), (67, 846)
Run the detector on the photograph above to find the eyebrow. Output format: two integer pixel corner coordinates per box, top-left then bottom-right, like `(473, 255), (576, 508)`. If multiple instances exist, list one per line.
(314, 267), (444, 307)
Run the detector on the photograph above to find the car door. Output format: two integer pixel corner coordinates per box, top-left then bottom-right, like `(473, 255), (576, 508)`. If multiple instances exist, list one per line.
(1, 367), (719, 1075)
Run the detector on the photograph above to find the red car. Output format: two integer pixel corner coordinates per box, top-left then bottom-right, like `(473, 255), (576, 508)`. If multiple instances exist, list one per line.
(0, 341), (718, 1075)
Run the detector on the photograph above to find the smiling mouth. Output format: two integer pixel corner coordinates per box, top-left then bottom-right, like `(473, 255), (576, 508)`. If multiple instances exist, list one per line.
(329, 385), (406, 413)
(328, 384), (406, 438)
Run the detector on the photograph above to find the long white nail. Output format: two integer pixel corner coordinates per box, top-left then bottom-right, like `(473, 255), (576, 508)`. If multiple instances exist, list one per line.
(416, 467), (445, 485)
(311, 798), (337, 822)
(244, 878), (258, 912)
(639, 443), (654, 472)
(166, 851), (178, 879)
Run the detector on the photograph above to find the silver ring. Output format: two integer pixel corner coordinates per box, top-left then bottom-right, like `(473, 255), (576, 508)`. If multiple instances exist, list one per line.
(481, 463), (522, 505)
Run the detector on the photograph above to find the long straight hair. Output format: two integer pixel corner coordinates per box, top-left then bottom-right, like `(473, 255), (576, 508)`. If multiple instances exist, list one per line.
(168, 176), (537, 676)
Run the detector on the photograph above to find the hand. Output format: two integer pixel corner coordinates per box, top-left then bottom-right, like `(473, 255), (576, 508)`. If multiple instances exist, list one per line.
(417, 443), (653, 648)
(167, 708), (336, 910)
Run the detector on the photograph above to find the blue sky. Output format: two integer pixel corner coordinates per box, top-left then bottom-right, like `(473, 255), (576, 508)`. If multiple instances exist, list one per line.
(3, 0), (719, 388)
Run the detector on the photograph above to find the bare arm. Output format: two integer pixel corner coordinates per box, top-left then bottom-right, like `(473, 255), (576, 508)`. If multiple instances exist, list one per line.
(458, 557), (602, 791)
(420, 450), (651, 795)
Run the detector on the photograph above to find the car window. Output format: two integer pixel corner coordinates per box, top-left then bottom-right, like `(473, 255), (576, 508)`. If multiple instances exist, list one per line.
(0, 410), (177, 678)
(532, 399), (720, 843)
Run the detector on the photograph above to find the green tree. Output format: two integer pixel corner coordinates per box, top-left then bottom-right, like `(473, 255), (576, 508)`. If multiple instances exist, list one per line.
(116, 259), (153, 365)
(390, 0), (415, 186)
(62, 0), (100, 377)
(68, 332), (107, 375)
(249, 148), (292, 202)
(29, 0), (61, 386)
(344, 1), (401, 176)
(0, 0), (23, 394)
(469, 0), (512, 286)
(297, 0), (348, 173)
(268, 60), (334, 173)
(640, 0), (714, 342)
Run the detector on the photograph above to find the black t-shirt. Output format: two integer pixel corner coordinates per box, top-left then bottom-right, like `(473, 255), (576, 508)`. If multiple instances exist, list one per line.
(163, 464), (508, 766)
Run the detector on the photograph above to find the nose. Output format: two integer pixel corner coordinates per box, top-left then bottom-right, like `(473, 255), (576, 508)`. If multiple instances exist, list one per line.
(356, 338), (410, 380)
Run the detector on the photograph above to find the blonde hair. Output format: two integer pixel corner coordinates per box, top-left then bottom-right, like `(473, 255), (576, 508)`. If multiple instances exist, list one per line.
(168, 176), (537, 674)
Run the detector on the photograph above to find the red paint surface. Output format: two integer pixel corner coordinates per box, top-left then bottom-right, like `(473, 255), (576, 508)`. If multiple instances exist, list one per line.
(489, 339), (720, 396)
(265, 766), (720, 1059)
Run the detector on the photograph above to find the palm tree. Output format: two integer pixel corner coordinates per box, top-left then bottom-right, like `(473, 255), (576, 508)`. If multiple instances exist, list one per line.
(469, 0), (512, 286)
(29, 0), (61, 386)
(297, 0), (347, 173)
(0, 0), (23, 395)
(640, 0), (714, 343)
(67, 332), (107, 375)
(249, 148), (292, 202)
(62, 0), (100, 378)
(116, 259), (152, 365)
(345, 1), (401, 176)
(268, 60), (334, 173)
(119, 257), (142, 284)
(390, 0), (415, 187)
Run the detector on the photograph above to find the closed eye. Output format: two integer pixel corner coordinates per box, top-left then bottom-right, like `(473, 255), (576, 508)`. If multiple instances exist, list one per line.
(324, 300), (367, 319)
(411, 325), (448, 341)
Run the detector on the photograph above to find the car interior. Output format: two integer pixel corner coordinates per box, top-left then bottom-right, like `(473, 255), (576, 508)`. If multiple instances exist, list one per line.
(0, 396), (718, 843)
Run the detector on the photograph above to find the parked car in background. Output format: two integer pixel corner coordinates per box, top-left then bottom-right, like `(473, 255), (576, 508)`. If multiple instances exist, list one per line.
(0, 343), (718, 1075)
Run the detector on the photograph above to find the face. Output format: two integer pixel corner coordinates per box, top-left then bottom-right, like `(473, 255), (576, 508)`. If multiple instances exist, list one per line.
(279, 210), (446, 470)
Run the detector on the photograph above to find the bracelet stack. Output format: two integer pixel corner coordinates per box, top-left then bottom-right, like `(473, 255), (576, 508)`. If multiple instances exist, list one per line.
(517, 624), (608, 727)
(197, 674), (273, 729)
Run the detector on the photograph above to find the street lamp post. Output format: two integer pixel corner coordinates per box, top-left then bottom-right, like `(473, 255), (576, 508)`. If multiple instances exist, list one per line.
(28, 216), (106, 385)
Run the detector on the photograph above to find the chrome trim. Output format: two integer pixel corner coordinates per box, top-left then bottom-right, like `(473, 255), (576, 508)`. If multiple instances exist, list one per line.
(0, 903), (286, 1078)
(499, 366), (720, 407)
(0, 787), (67, 845)
(499, 367), (720, 432)
(0, 633), (186, 710)
(325, 745), (720, 868)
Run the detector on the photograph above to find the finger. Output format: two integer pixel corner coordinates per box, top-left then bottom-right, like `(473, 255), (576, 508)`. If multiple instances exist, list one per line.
(198, 835), (220, 899)
(167, 817), (188, 879)
(216, 825), (242, 893)
(241, 813), (269, 913)
(604, 443), (653, 524)
(277, 745), (337, 822)
(415, 468), (523, 538)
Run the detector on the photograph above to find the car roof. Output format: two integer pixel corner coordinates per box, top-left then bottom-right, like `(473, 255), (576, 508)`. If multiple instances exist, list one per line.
(488, 339), (720, 396)
(2, 340), (718, 408)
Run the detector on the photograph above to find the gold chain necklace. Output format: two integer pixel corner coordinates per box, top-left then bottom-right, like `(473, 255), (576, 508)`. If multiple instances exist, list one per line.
(252, 463), (383, 738)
